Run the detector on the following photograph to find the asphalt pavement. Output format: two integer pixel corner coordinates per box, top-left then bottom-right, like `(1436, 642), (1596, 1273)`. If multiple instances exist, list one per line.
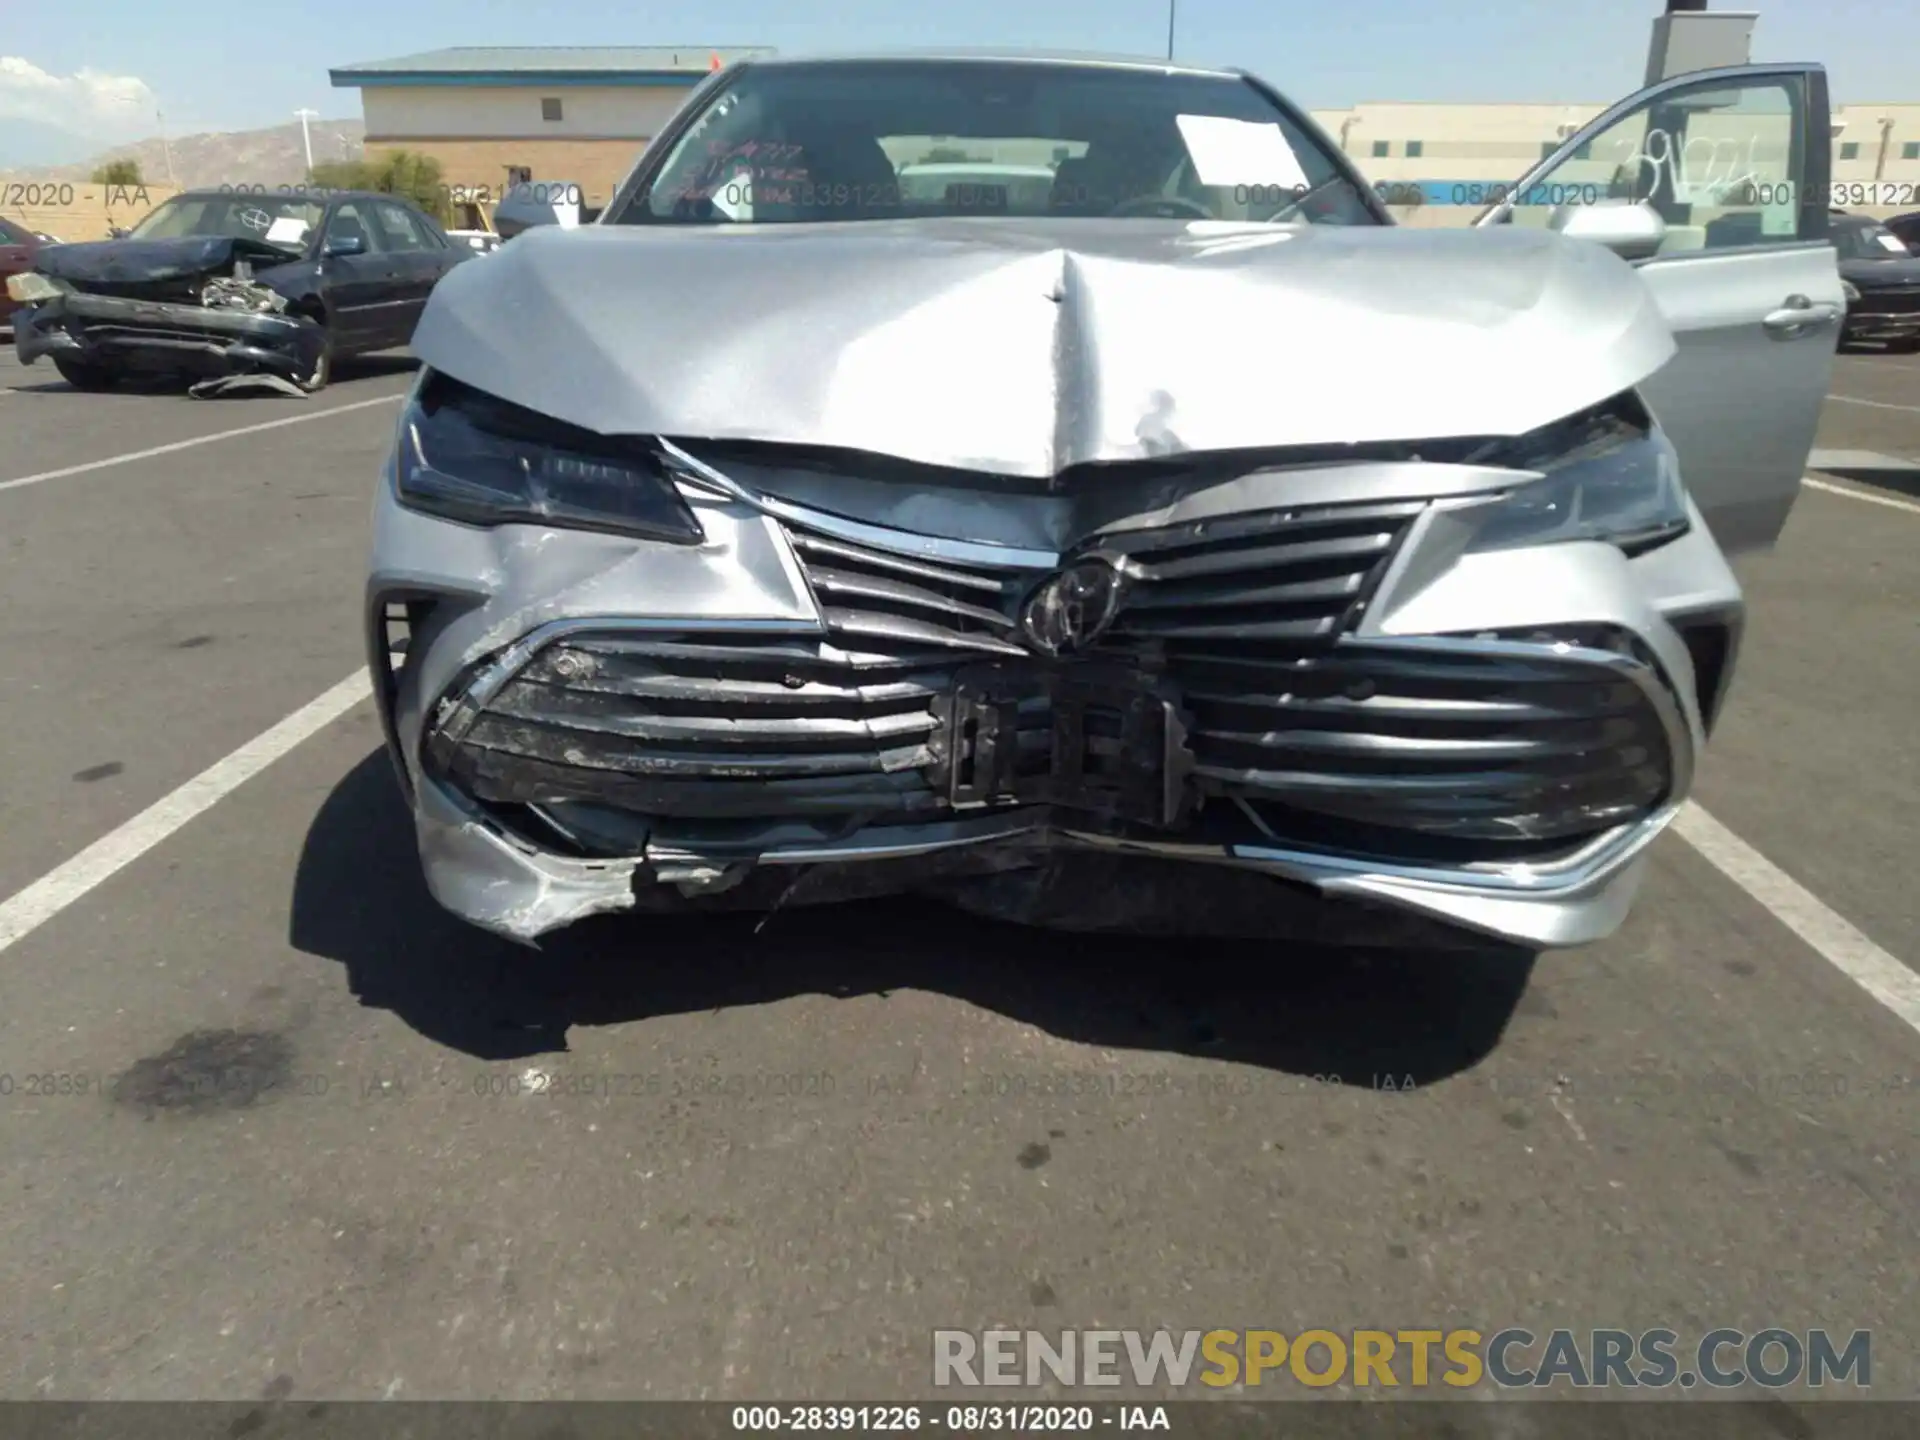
(0, 338), (1915, 1408)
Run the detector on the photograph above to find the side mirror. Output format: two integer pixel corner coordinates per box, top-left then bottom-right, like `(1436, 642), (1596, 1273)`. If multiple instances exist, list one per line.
(108, 226), (129, 239)
(1550, 199), (1666, 262)
(324, 234), (367, 258)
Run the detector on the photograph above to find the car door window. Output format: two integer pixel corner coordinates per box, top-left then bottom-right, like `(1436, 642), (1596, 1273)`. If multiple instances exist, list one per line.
(372, 201), (435, 251)
(1497, 75), (1812, 256)
(326, 202), (384, 253)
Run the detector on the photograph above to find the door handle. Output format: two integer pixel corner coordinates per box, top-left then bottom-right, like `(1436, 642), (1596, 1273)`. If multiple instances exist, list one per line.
(1763, 296), (1841, 336)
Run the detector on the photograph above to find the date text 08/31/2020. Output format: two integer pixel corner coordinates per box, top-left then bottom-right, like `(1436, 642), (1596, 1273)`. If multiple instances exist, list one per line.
(728, 1406), (1169, 1432)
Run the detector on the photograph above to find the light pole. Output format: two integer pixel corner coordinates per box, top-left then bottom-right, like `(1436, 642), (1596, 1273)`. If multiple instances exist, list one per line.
(294, 108), (319, 179)
(1165, 0), (1176, 61)
(155, 107), (177, 188)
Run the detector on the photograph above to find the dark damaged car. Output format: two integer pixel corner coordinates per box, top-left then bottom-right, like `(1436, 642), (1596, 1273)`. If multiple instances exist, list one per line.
(8, 189), (471, 393)
(1831, 212), (1920, 349)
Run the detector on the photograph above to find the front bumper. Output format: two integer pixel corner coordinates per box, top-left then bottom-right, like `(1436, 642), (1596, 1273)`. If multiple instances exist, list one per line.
(13, 292), (322, 378)
(368, 441), (1743, 950)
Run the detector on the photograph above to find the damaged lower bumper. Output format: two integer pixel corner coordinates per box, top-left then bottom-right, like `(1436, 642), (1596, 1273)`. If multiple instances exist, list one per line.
(407, 767), (1653, 950)
(12, 291), (322, 378)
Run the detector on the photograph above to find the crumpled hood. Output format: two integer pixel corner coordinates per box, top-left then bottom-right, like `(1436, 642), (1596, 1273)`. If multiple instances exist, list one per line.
(413, 217), (1676, 477)
(35, 234), (301, 285)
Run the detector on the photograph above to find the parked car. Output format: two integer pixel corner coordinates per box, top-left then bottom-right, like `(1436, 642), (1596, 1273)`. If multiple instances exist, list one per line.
(0, 214), (41, 328)
(445, 198), (502, 254)
(1882, 209), (1920, 255)
(7, 188), (472, 391)
(493, 180), (585, 239)
(1831, 212), (1920, 349)
(367, 52), (1839, 951)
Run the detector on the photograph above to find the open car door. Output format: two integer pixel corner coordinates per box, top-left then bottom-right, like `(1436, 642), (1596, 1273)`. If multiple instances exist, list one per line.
(1475, 63), (1838, 555)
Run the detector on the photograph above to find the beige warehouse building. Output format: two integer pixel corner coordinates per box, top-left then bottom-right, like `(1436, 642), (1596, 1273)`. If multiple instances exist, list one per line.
(328, 46), (773, 210)
(328, 47), (1920, 224)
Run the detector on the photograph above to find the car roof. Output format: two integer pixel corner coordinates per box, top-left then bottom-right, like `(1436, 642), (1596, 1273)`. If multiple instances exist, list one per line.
(742, 48), (1243, 79)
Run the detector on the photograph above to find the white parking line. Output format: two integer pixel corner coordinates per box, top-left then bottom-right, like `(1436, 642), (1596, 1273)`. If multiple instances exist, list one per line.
(1803, 476), (1920, 514)
(1825, 393), (1920, 414)
(0, 669), (370, 955)
(1675, 804), (1920, 1038)
(0, 393), (404, 495)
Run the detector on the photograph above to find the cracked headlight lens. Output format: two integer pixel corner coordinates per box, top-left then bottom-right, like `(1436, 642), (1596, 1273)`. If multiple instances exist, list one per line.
(5, 271), (68, 304)
(395, 371), (704, 543)
(1465, 396), (1689, 556)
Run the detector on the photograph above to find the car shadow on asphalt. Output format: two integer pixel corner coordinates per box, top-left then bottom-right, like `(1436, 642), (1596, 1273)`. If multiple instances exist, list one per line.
(291, 750), (1539, 1090)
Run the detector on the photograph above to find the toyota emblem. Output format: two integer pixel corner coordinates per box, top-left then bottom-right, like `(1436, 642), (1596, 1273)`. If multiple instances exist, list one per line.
(1018, 559), (1127, 656)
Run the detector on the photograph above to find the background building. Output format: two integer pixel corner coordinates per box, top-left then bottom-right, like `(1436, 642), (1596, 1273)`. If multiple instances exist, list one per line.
(325, 45), (1920, 225)
(328, 46), (773, 209)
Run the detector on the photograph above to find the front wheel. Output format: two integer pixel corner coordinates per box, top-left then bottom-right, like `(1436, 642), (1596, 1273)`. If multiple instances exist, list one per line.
(52, 355), (119, 391)
(296, 328), (334, 393)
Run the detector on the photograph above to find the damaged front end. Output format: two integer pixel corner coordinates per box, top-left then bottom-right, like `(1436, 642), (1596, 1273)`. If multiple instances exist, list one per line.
(369, 370), (1733, 951)
(9, 239), (323, 385)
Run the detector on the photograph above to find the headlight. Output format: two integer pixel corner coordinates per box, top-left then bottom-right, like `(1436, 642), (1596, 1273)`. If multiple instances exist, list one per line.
(395, 372), (704, 543)
(1464, 395), (1689, 556)
(1841, 279), (1861, 302)
(5, 272), (68, 304)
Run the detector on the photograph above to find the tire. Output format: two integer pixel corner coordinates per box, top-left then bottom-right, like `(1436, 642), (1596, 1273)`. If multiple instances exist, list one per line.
(296, 327), (333, 393)
(52, 355), (120, 391)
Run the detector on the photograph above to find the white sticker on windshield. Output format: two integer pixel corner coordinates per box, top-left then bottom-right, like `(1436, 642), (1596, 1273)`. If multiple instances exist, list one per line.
(1878, 232), (1910, 253)
(264, 216), (311, 245)
(1175, 115), (1310, 190)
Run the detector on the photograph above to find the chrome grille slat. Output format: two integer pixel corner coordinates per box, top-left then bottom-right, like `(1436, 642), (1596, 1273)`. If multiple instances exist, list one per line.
(1098, 500), (1429, 555)
(807, 566), (1020, 631)
(1188, 726), (1637, 761)
(1181, 690), (1626, 720)
(488, 688), (940, 746)
(465, 717), (936, 778)
(518, 669), (941, 710)
(823, 608), (1029, 655)
(1110, 614), (1342, 641)
(1122, 572), (1365, 611)
(1123, 531), (1398, 584)
(789, 532), (1009, 593)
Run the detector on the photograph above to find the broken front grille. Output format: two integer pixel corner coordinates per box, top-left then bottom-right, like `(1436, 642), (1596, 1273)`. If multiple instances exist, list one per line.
(1174, 633), (1677, 848)
(778, 498), (1422, 656)
(783, 527), (1028, 653)
(424, 619), (1677, 865)
(1094, 500), (1422, 647)
(1859, 284), (1920, 315)
(424, 631), (953, 821)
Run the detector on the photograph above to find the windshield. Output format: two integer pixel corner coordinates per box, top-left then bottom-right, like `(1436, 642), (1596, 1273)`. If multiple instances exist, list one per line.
(611, 59), (1378, 227)
(1838, 222), (1914, 261)
(128, 194), (326, 251)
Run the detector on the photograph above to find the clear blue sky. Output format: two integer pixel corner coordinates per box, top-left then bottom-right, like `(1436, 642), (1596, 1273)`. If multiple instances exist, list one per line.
(3, 0), (1916, 140)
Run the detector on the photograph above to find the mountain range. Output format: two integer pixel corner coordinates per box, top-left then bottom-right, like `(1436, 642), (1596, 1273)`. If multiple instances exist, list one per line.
(0, 117), (365, 187)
